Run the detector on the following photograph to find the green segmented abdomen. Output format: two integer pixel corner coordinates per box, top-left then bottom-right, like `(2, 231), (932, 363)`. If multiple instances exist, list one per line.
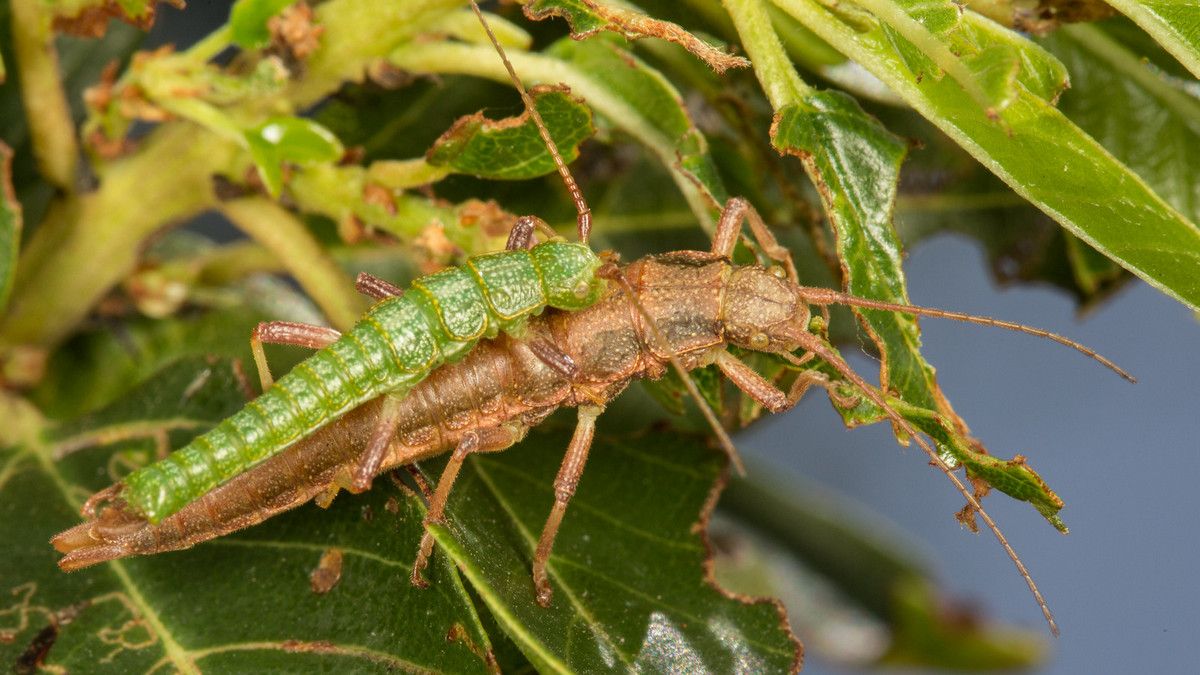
(120, 241), (605, 522)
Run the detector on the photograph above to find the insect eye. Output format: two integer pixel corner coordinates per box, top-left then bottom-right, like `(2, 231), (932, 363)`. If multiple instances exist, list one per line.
(749, 332), (770, 350)
(573, 280), (592, 298)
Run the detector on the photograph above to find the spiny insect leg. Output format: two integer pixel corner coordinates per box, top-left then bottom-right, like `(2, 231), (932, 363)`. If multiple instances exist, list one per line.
(714, 351), (791, 413)
(250, 321), (341, 392)
(355, 272), (404, 300)
(350, 396), (405, 492)
(411, 426), (519, 588)
(533, 405), (601, 607)
(711, 197), (799, 284)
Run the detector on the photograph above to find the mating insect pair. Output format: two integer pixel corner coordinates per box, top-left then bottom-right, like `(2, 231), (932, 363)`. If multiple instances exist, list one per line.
(54, 1), (1131, 633)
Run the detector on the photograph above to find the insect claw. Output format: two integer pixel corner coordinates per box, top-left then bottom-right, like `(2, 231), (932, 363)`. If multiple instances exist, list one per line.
(535, 581), (554, 608)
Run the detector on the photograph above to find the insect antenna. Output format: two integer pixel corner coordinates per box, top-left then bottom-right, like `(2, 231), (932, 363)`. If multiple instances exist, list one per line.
(470, 1), (593, 245)
(800, 287), (1135, 383)
(599, 265), (747, 475)
(782, 335), (1060, 636)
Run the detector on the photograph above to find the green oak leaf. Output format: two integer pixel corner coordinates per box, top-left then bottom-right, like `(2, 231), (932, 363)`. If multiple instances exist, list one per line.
(428, 426), (802, 672)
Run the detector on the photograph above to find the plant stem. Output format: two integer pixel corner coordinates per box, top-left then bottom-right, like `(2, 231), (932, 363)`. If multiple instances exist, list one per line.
(9, 0), (78, 190)
(0, 125), (238, 347)
(290, 0), (464, 105)
(219, 197), (364, 331)
(722, 0), (812, 109)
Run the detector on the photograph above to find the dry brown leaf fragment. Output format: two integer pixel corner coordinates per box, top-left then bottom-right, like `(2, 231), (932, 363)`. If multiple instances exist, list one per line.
(309, 548), (344, 594)
(524, 0), (750, 74)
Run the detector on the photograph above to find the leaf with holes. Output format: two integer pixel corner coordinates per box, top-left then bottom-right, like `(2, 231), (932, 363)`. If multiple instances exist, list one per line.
(427, 86), (595, 180)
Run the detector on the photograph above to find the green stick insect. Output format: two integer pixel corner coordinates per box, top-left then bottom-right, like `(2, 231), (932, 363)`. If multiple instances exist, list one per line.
(84, 33), (612, 526)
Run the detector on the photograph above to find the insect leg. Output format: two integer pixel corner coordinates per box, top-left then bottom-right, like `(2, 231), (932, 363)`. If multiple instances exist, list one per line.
(411, 426), (520, 588)
(532, 405), (601, 607)
(355, 272), (404, 300)
(526, 337), (579, 379)
(250, 321), (341, 392)
(505, 215), (557, 251)
(711, 197), (799, 284)
(350, 395), (405, 492)
(717, 351), (858, 411)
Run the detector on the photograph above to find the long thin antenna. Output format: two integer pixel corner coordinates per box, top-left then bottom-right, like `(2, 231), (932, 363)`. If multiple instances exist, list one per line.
(470, 1), (592, 244)
(601, 266), (747, 475)
(799, 286), (1135, 383)
(783, 336), (1059, 636)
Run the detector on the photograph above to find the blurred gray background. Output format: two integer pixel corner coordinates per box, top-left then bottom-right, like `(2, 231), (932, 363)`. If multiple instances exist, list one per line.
(742, 234), (1199, 674)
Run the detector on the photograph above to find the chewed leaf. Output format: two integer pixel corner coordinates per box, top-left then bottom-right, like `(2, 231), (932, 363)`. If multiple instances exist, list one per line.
(389, 33), (728, 227)
(429, 428), (802, 672)
(229, 0), (296, 49)
(524, 0), (750, 73)
(245, 117), (344, 196)
(426, 86), (594, 180)
(771, 92), (1068, 526)
(833, 382), (1067, 530)
(0, 141), (21, 314)
(770, 91), (937, 408)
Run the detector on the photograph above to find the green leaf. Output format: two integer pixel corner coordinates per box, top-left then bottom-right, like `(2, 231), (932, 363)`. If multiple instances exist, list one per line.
(427, 86), (595, 180)
(0, 141), (20, 314)
(229, 0), (295, 49)
(245, 117), (345, 197)
(1102, 0), (1200, 78)
(769, 92), (1065, 526)
(428, 426), (802, 672)
(3, 357), (498, 673)
(774, 0), (1200, 311)
(390, 33), (729, 229)
(1043, 23), (1200, 227)
(830, 379), (1067, 529)
(771, 91), (940, 407)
